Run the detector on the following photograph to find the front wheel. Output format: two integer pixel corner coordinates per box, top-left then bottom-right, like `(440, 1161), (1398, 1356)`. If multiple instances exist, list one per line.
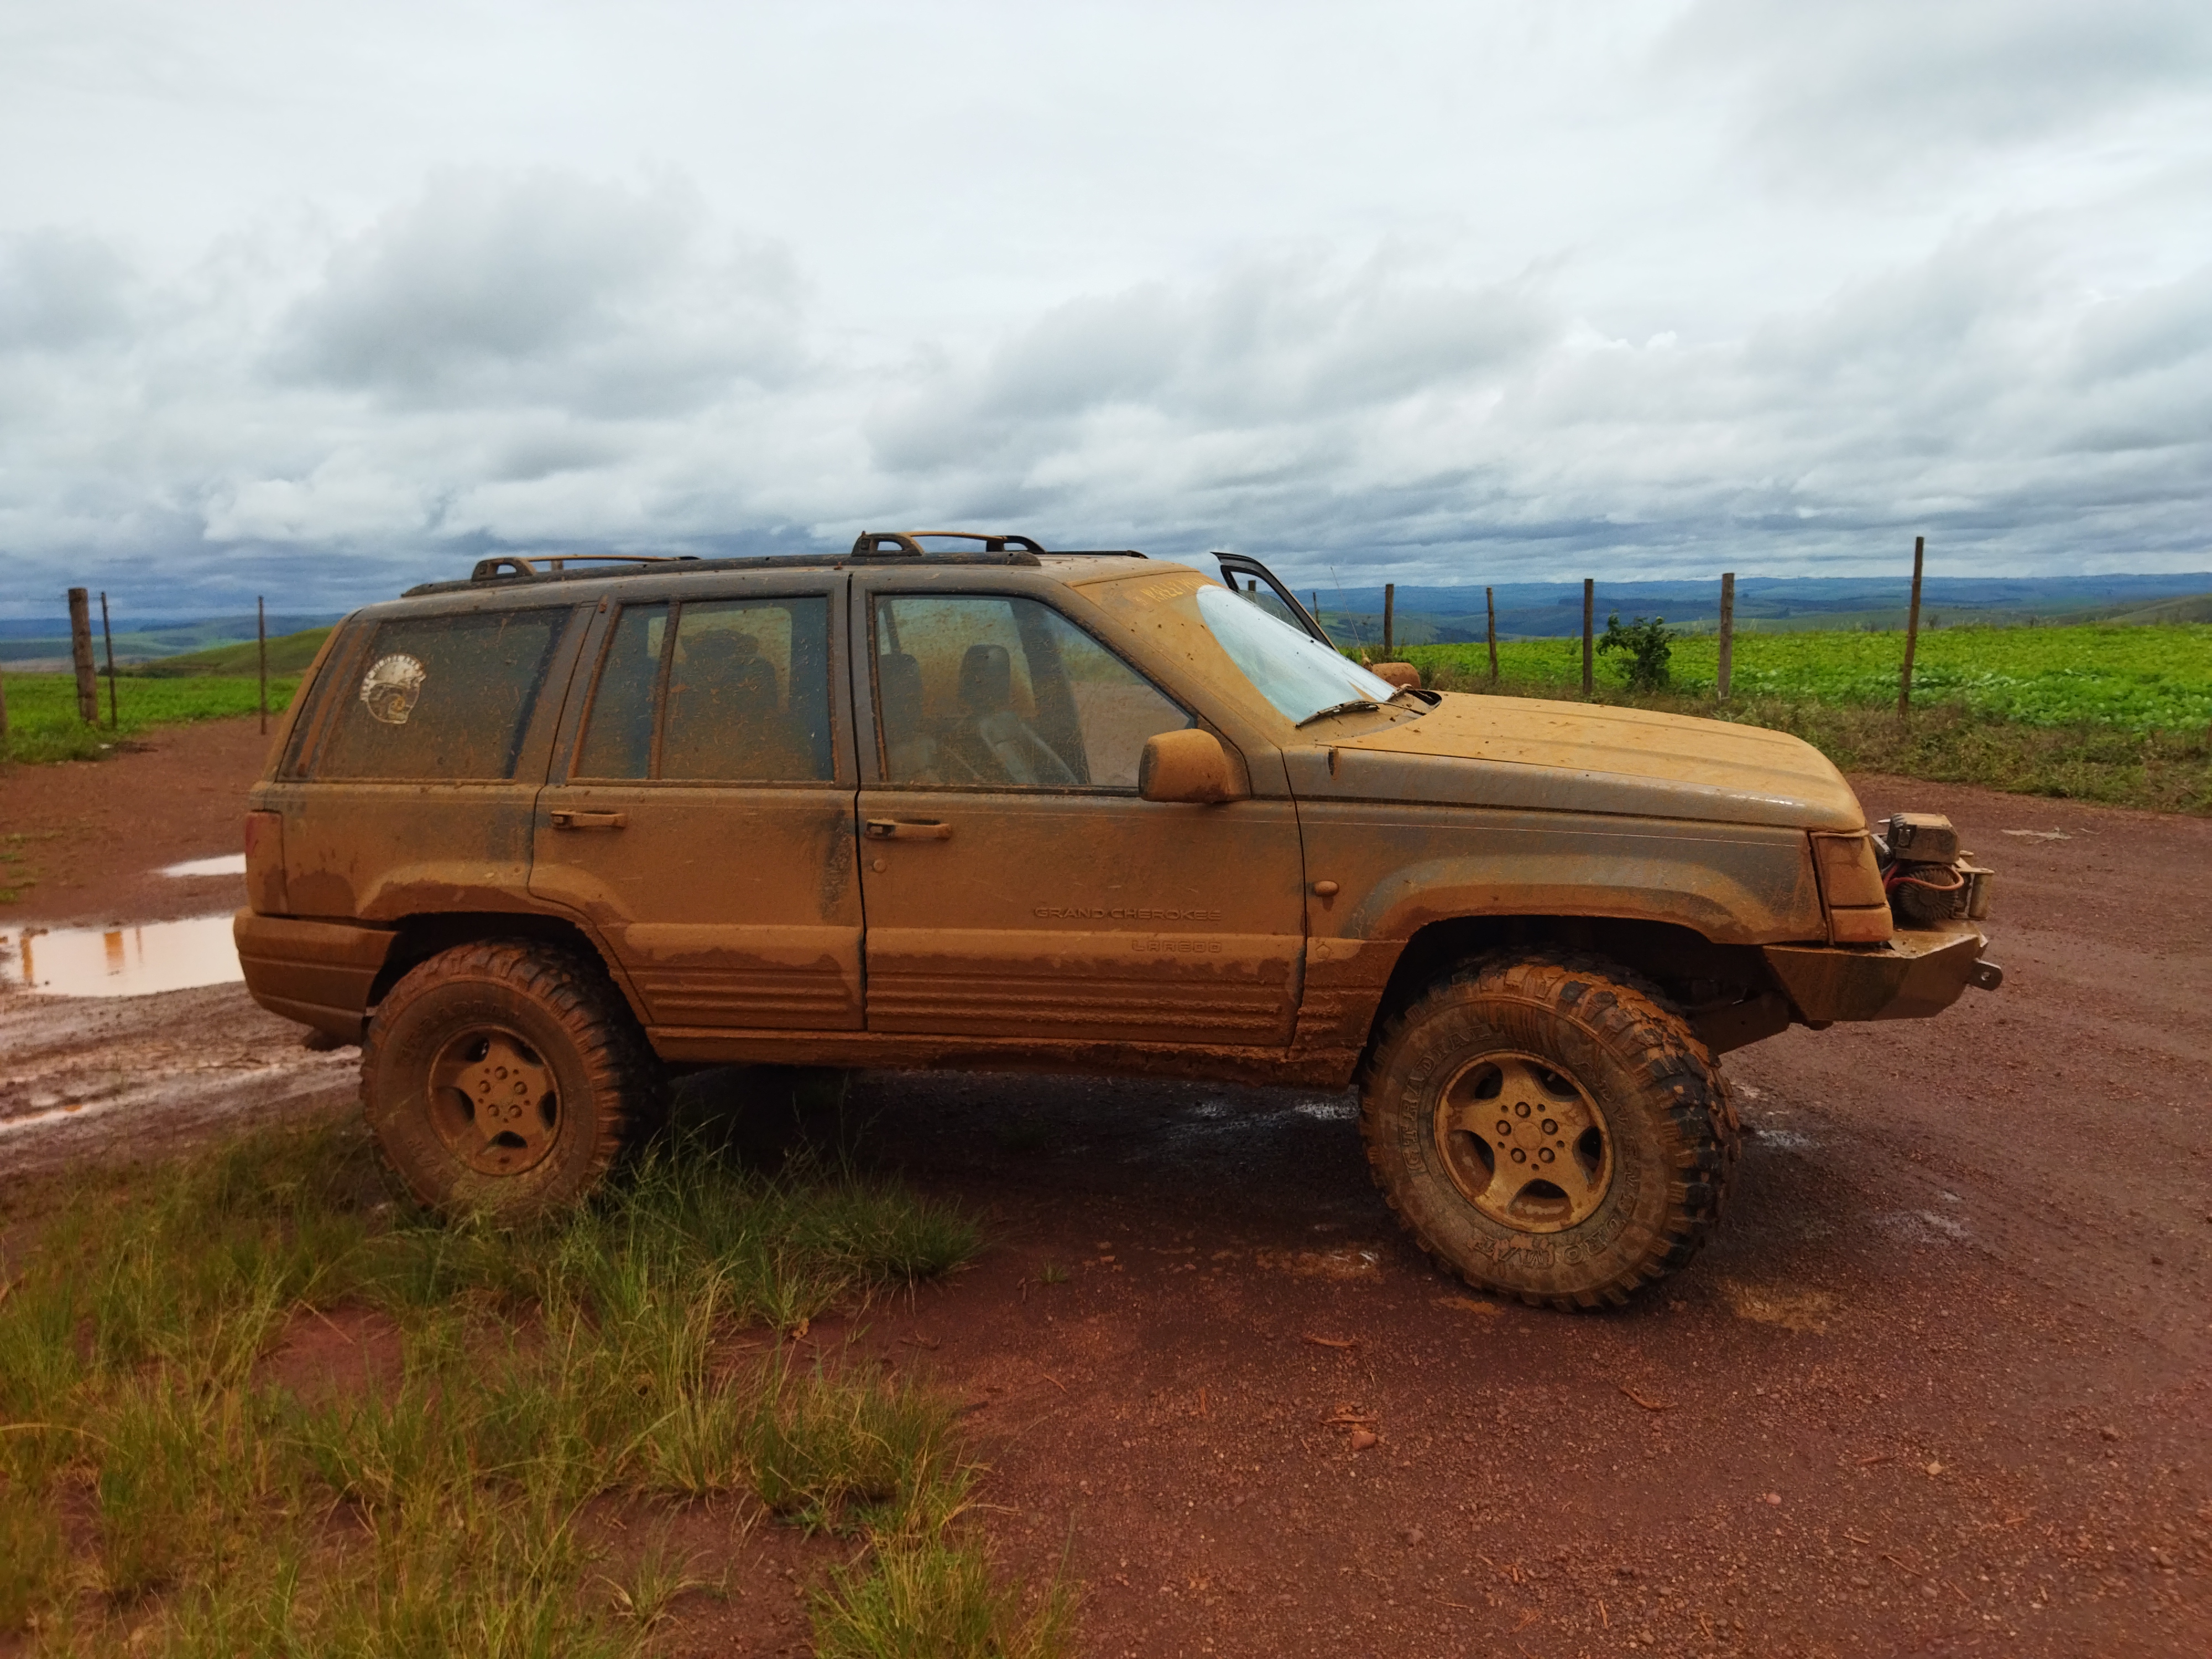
(1360, 955), (1737, 1309)
(360, 941), (664, 1222)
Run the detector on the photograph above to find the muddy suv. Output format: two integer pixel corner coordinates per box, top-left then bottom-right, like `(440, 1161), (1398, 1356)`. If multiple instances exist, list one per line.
(238, 533), (1999, 1308)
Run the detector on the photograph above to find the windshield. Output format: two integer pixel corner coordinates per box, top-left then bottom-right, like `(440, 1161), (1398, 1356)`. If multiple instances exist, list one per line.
(1194, 584), (1401, 725)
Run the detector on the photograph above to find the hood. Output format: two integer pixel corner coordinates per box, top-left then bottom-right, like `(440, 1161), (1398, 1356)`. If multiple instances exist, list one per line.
(1324, 692), (1866, 831)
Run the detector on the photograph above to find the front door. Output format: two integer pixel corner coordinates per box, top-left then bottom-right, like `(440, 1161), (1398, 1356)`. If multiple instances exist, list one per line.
(530, 578), (864, 1030)
(854, 585), (1307, 1046)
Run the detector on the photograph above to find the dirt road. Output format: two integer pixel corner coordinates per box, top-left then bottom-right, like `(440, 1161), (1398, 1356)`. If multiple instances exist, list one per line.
(2, 722), (2206, 1655)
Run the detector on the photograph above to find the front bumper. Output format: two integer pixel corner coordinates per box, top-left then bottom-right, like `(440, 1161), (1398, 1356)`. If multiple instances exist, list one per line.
(1762, 921), (1995, 1025)
(233, 909), (397, 1040)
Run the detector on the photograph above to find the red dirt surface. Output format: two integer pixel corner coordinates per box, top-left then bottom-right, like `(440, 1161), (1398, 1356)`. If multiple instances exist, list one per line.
(2, 726), (2207, 1655)
(0, 716), (272, 926)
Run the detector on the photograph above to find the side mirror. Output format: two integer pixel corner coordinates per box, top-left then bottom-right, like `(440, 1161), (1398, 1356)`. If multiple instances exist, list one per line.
(1139, 728), (1248, 805)
(1369, 661), (1421, 691)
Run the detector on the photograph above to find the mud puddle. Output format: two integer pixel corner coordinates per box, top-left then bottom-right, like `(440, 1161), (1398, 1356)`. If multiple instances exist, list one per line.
(2, 914), (242, 997)
(160, 853), (247, 878)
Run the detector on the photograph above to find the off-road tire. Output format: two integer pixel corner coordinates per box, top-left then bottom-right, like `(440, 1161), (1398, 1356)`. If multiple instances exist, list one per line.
(1360, 954), (1737, 1310)
(360, 941), (665, 1223)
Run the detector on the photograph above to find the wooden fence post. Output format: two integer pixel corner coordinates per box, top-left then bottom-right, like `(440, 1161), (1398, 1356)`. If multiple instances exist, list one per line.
(1382, 583), (1395, 659)
(1898, 535), (1925, 718)
(67, 588), (98, 723)
(1581, 578), (1594, 696)
(1485, 586), (1499, 684)
(100, 591), (118, 729)
(1717, 572), (1735, 703)
(258, 597), (269, 735)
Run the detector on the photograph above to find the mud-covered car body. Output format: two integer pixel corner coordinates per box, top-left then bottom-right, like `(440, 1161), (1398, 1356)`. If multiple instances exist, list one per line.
(239, 540), (1995, 1083)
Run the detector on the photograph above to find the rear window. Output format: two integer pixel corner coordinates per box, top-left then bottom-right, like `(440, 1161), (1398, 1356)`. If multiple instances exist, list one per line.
(573, 596), (836, 782)
(308, 610), (565, 780)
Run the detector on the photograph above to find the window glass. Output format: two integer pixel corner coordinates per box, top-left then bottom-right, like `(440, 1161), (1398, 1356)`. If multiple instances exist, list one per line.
(1235, 578), (1305, 633)
(574, 603), (666, 779)
(874, 594), (1189, 789)
(311, 609), (563, 780)
(1193, 584), (1397, 725)
(661, 598), (833, 781)
(574, 596), (834, 782)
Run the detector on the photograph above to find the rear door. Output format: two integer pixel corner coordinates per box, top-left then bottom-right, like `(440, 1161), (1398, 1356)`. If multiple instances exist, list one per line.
(529, 574), (864, 1030)
(852, 576), (1308, 1046)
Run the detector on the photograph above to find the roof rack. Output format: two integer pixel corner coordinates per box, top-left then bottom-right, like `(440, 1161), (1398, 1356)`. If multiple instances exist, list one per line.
(401, 532), (1149, 598)
(849, 530), (1045, 557)
(470, 552), (697, 581)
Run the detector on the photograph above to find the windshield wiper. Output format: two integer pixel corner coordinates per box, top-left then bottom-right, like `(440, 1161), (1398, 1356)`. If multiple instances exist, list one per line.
(1294, 699), (1380, 728)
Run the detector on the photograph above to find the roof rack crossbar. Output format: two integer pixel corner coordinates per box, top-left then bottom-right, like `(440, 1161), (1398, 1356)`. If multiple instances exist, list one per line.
(471, 552), (698, 581)
(849, 530), (1046, 557)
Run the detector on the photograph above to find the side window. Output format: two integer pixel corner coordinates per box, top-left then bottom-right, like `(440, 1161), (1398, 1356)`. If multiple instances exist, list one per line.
(309, 609), (564, 781)
(573, 596), (834, 782)
(874, 594), (1190, 789)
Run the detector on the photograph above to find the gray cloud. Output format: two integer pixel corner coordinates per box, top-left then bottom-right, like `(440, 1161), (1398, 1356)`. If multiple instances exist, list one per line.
(1663, 0), (2212, 178)
(867, 255), (1557, 476)
(276, 169), (806, 415)
(2, 2), (2210, 618)
(0, 229), (135, 352)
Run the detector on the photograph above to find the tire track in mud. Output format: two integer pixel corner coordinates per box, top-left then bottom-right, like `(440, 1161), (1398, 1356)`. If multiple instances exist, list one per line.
(0, 982), (356, 1176)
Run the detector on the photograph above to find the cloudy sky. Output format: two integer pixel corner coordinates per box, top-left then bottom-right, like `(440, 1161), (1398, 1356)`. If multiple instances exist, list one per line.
(2, 0), (2209, 616)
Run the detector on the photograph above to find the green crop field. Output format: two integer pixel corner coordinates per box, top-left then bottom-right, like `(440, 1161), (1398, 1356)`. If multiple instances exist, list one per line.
(0, 673), (301, 764)
(1400, 622), (2212, 734)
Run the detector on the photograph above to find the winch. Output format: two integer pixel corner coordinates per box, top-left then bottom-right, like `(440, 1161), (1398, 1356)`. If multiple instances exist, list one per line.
(1873, 812), (1994, 929)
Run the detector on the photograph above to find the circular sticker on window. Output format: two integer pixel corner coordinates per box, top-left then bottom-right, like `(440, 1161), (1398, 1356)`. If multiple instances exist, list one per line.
(359, 654), (428, 725)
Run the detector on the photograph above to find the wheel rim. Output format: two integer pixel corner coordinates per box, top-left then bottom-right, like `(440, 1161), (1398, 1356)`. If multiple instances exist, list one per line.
(426, 1026), (561, 1176)
(1432, 1051), (1612, 1233)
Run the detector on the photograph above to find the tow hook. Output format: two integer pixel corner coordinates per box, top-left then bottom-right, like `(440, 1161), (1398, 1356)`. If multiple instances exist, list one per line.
(1968, 960), (2004, 992)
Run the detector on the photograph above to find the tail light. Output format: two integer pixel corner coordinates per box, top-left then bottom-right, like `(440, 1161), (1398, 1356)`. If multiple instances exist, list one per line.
(244, 810), (289, 915)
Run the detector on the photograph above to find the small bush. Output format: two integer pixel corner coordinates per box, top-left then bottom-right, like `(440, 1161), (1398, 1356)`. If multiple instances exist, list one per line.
(1597, 612), (1674, 691)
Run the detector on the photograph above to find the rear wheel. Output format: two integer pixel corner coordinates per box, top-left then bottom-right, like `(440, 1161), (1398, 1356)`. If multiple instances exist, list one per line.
(1360, 954), (1736, 1308)
(361, 941), (664, 1222)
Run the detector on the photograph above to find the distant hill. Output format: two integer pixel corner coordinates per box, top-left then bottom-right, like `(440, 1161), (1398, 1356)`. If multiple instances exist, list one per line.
(2102, 593), (2212, 625)
(131, 627), (334, 677)
(0, 613), (344, 667)
(1298, 572), (2212, 646)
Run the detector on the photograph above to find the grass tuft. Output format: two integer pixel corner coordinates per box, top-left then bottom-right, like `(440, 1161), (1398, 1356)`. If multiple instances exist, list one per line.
(0, 1470), (66, 1631)
(813, 1533), (1079, 1659)
(0, 1113), (1004, 1647)
(744, 1353), (962, 1532)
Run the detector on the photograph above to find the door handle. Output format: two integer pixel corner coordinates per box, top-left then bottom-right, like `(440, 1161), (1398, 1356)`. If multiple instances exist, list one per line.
(864, 818), (953, 841)
(550, 810), (628, 831)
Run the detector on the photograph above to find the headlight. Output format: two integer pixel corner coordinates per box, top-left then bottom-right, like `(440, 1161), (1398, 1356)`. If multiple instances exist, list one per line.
(1811, 832), (1892, 943)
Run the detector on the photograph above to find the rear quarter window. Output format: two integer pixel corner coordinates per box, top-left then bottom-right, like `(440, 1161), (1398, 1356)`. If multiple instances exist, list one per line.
(307, 610), (565, 780)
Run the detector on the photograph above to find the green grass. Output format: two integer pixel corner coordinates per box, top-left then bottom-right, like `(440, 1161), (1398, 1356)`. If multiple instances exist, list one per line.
(0, 672), (300, 764)
(1398, 665), (2212, 815)
(1399, 621), (2212, 733)
(1385, 620), (2212, 815)
(0, 1117), (1066, 1656)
